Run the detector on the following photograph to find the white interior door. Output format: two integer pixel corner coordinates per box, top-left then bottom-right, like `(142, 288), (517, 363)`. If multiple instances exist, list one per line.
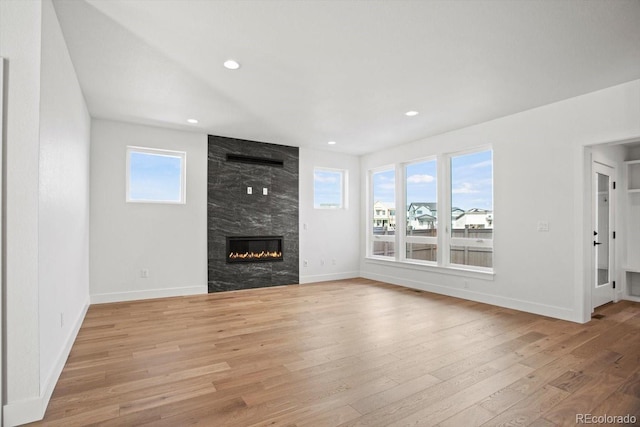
(592, 161), (615, 310)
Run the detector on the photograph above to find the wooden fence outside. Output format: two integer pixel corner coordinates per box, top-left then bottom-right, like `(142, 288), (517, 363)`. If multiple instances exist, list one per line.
(372, 228), (492, 268)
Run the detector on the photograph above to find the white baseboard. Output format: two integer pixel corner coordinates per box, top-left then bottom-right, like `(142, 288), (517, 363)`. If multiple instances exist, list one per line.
(90, 285), (207, 304)
(3, 298), (90, 427)
(361, 271), (579, 322)
(299, 271), (359, 284)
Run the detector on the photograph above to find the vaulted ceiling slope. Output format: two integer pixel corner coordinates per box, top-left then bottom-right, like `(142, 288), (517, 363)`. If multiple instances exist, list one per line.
(53, 0), (640, 155)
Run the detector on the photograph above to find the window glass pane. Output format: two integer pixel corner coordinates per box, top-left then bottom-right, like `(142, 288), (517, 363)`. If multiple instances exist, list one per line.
(450, 246), (493, 268)
(406, 159), (437, 232)
(314, 169), (343, 208)
(372, 169), (395, 257)
(128, 150), (184, 203)
(406, 243), (437, 262)
(450, 150), (493, 268)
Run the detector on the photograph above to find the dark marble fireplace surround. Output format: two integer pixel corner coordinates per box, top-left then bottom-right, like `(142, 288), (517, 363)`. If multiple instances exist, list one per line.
(208, 135), (299, 292)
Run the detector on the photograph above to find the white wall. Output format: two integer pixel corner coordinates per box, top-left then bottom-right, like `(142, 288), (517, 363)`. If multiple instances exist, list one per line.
(360, 80), (640, 323)
(1, 1), (92, 425)
(299, 148), (360, 283)
(90, 120), (208, 302)
(38, 0), (91, 412)
(0, 0), (43, 420)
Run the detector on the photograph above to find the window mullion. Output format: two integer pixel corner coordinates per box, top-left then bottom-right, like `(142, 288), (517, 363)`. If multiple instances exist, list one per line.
(439, 153), (450, 267)
(397, 165), (405, 262)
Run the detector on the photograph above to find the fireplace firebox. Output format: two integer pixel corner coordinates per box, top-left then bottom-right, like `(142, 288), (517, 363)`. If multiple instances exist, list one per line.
(226, 236), (284, 263)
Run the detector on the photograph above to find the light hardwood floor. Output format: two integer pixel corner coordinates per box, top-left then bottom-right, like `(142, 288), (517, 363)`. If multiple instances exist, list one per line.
(30, 279), (640, 426)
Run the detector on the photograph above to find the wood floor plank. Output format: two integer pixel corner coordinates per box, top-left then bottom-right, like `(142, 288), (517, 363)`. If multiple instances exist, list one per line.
(386, 363), (534, 426)
(436, 404), (495, 427)
(26, 279), (640, 427)
(542, 372), (628, 425)
(479, 385), (570, 427)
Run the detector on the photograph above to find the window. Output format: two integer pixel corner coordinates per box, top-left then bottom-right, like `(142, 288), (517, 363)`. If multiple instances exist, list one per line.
(371, 168), (395, 257)
(450, 150), (493, 268)
(367, 147), (493, 273)
(126, 146), (186, 204)
(406, 159), (437, 263)
(314, 168), (346, 209)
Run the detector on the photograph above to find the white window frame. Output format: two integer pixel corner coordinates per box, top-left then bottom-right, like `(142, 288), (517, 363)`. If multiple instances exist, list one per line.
(368, 165), (396, 260)
(402, 156), (438, 266)
(445, 147), (493, 272)
(126, 146), (187, 204)
(366, 146), (493, 275)
(313, 167), (348, 209)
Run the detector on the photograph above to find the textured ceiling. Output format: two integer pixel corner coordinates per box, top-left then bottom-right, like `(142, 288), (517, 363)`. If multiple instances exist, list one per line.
(53, 0), (640, 155)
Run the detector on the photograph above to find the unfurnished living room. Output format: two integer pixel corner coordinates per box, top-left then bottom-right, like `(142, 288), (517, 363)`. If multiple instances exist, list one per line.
(1, 0), (640, 426)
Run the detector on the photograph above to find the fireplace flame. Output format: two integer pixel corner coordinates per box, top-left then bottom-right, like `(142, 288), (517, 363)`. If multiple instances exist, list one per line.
(229, 250), (282, 260)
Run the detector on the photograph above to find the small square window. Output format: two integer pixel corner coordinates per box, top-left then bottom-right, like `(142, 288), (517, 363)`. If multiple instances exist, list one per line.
(126, 146), (186, 204)
(314, 168), (346, 209)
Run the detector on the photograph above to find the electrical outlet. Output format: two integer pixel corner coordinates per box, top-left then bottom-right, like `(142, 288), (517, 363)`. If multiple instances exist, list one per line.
(463, 280), (469, 289)
(247, 187), (252, 195)
(141, 268), (149, 278)
(263, 187), (268, 195)
(303, 260), (309, 267)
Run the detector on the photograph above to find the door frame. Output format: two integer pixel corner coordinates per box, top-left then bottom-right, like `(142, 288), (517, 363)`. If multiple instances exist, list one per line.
(1, 56), (5, 426)
(590, 159), (617, 311)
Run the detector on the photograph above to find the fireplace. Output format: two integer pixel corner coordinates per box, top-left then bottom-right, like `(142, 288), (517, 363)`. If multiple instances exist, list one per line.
(226, 236), (284, 263)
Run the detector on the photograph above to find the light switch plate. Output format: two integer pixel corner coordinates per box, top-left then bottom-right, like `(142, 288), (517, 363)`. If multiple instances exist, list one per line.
(247, 187), (252, 194)
(263, 187), (268, 195)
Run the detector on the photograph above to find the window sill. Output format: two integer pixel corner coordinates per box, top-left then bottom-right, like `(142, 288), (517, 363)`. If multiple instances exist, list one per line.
(364, 257), (495, 281)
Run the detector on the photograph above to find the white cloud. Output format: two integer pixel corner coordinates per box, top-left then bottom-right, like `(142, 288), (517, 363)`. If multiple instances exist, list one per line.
(470, 160), (492, 169)
(407, 174), (435, 184)
(452, 182), (479, 194)
(314, 173), (338, 183)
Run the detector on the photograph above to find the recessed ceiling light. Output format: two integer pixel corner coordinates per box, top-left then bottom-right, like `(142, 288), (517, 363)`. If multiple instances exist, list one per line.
(187, 118), (198, 124)
(405, 111), (419, 116)
(327, 141), (337, 145)
(223, 59), (240, 70)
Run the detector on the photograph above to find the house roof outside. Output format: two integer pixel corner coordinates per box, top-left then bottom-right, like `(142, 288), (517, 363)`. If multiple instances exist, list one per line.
(408, 202), (437, 212)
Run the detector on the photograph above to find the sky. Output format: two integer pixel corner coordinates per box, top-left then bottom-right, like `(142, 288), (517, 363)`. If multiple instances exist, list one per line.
(372, 150), (493, 212)
(129, 152), (183, 202)
(314, 169), (343, 208)
(451, 150), (493, 211)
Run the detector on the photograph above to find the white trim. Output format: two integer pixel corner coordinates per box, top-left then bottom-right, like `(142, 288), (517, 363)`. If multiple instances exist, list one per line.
(364, 257), (494, 281)
(577, 147), (592, 323)
(3, 299), (90, 427)
(313, 167), (348, 209)
(0, 56), (5, 427)
(2, 397), (41, 427)
(90, 285), (207, 304)
(361, 271), (579, 322)
(445, 148), (494, 270)
(299, 271), (359, 284)
(368, 165), (396, 258)
(591, 160), (617, 310)
(126, 145), (187, 204)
